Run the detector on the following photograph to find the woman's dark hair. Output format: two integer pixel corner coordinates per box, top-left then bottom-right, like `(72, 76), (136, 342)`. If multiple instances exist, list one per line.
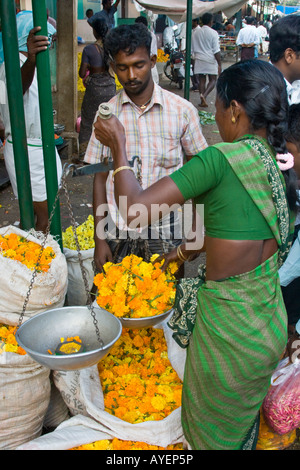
(92, 17), (108, 40)
(217, 59), (299, 212)
(286, 104), (300, 150)
(104, 23), (152, 58)
(269, 15), (300, 63)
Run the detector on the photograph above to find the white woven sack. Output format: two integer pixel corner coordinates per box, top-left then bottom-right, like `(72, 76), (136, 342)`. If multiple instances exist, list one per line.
(63, 247), (94, 306)
(43, 376), (70, 431)
(0, 225), (68, 325)
(0, 352), (51, 450)
(53, 322), (186, 448)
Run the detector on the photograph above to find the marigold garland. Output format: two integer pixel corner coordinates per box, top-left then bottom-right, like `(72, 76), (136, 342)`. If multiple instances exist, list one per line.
(98, 327), (182, 424)
(94, 254), (177, 319)
(0, 324), (26, 355)
(0, 233), (55, 272)
(71, 438), (183, 450)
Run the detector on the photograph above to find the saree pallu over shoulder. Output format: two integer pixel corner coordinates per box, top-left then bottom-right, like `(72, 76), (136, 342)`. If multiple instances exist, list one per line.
(214, 137), (294, 266)
(182, 252), (288, 450)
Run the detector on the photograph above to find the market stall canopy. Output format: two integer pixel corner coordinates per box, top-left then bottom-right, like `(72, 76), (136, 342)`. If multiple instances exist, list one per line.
(135, 0), (248, 22)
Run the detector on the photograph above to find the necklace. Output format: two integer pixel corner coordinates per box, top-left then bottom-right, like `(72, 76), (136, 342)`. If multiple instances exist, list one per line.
(136, 98), (152, 110)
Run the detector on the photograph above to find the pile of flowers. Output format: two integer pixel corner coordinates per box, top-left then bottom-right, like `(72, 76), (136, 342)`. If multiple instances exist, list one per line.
(77, 52), (86, 93)
(98, 327), (182, 424)
(256, 409), (297, 450)
(0, 233), (55, 272)
(157, 48), (169, 62)
(94, 254), (177, 319)
(62, 215), (94, 251)
(71, 438), (183, 450)
(0, 324), (26, 355)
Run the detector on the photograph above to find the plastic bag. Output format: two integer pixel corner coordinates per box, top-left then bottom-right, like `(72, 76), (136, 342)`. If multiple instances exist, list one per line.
(263, 357), (300, 435)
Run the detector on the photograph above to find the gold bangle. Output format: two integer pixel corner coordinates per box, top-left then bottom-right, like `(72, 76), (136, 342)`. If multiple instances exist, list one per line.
(177, 245), (189, 262)
(112, 166), (134, 181)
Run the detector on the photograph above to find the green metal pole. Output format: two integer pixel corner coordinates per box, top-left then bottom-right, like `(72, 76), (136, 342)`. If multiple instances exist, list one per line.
(184, 0), (193, 101)
(0, 1), (35, 230)
(32, 0), (62, 249)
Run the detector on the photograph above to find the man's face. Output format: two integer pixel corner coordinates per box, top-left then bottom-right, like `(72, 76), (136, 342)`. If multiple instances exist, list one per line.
(103, 0), (112, 10)
(290, 52), (300, 82)
(112, 46), (155, 97)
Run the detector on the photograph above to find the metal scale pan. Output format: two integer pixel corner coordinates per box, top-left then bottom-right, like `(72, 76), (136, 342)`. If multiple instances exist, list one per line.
(16, 304), (122, 371)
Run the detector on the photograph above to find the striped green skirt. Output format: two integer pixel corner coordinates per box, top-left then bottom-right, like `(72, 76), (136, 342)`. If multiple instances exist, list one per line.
(181, 252), (288, 450)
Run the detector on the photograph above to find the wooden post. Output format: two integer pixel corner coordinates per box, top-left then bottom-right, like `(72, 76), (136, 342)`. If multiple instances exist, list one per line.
(56, 0), (78, 155)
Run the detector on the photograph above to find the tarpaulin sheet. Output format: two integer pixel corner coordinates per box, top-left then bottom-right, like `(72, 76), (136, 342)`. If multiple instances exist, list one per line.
(135, 0), (248, 22)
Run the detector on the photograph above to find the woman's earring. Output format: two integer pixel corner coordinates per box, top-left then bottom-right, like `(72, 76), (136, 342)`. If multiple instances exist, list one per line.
(231, 116), (236, 124)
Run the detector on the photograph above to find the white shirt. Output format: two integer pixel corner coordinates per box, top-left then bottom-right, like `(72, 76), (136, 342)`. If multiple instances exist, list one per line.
(236, 25), (260, 47)
(0, 53), (41, 139)
(191, 25), (220, 64)
(284, 77), (300, 105)
(257, 25), (267, 40)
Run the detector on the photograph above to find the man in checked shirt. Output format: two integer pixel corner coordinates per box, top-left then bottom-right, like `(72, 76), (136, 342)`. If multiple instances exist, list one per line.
(84, 23), (207, 273)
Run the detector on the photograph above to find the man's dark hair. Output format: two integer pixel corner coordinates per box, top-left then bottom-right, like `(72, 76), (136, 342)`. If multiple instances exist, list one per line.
(269, 14), (300, 63)
(246, 16), (256, 25)
(202, 12), (213, 26)
(135, 16), (148, 27)
(104, 23), (152, 58)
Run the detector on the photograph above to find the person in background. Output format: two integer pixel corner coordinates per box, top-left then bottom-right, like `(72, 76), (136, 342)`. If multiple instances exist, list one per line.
(279, 103), (300, 334)
(256, 20), (268, 55)
(92, 59), (298, 449)
(269, 14), (300, 105)
(78, 17), (116, 159)
(84, 24), (207, 272)
(190, 18), (200, 91)
(135, 16), (159, 85)
(269, 15), (300, 337)
(236, 16), (260, 61)
(225, 19), (235, 36)
(191, 12), (221, 107)
(88, 0), (120, 31)
(86, 9), (94, 19)
(0, 11), (61, 233)
(46, 8), (56, 29)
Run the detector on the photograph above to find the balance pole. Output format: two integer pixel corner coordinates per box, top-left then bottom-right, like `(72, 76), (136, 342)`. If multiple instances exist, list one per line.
(32, 0), (62, 249)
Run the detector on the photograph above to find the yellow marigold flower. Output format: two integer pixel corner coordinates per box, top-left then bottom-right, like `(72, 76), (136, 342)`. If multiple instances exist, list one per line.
(0, 324), (26, 355)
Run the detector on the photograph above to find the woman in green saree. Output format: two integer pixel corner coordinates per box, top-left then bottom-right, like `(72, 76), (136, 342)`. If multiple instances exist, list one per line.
(92, 59), (299, 450)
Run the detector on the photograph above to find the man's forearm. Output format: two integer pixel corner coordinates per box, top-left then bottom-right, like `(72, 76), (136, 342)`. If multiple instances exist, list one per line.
(93, 171), (109, 241)
(21, 57), (36, 94)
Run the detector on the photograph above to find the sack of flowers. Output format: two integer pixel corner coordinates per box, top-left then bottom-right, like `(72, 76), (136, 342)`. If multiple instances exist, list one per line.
(0, 225), (68, 325)
(62, 215), (95, 306)
(0, 324), (51, 450)
(53, 321), (186, 448)
(17, 414), (184, 450)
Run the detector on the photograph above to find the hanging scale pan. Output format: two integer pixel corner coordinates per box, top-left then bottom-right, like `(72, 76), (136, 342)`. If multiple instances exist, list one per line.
(15, 116), (123, 370)
(16, 305), (122, 371)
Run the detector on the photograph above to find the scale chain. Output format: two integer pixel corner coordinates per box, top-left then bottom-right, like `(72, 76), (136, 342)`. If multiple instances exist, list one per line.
(17, 165), (104, 348)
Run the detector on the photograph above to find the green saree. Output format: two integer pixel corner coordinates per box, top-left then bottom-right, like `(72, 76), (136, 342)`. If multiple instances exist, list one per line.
(171, 136), (294, 450)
